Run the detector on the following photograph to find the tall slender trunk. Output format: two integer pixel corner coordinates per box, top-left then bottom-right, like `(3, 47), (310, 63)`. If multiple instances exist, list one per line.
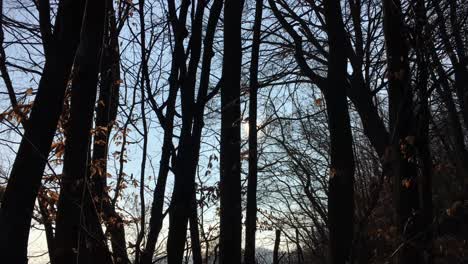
(382, 0), (422, 263)
(38, 193), (57, 264)
(190, 193), (203, 264)
(273, 230), (281, 264)
(91, 2), (128, 262)
(166, 0), (205, 262)
(413, 0), (433, 261)
(220, 0), (243, 263)
(323, 1), (356, 263)
(141, 43), (179, 264)
(155, 0), (220, 261)
(187, 0), (224, 262)
(54, 1), (111, 263)
(295, 229), (303, 264)
(134, 0), (150, 261)
(244, 1), (263, 263)
(0, 0), (85, 262)
(141, 0), (185, 260)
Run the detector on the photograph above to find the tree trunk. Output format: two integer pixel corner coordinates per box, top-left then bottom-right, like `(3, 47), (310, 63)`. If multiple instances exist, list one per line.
(347, 76), (389, 159)
(141, 39), (179, 264)
(323, 1), (356, 263)
(244, 0), (262, 263)
(346, 0), (389, 160)
(413, 0), (433, 261)
(38, 193), (57, 264)
(54, 1), (111, 263)
(219, 0), (243, 263)
(0, 0), (85, 262)
(166, 0), (205, 262)
(91, 2), (128, 262)
(190, 193), (203, 264)
(295, 229), (303, 264)
(273, 230), (281, 264)
(382, 0), (422, 263)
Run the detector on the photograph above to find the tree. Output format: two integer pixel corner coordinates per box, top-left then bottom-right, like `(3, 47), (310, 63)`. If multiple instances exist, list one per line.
(54, 1), (110, 263)
(244, 0), (263, 263)
(0, 0), (85, 262)
(164, 0), (224, 263)
(220, 0), (243, 263)
(382, 0), (423, 263)
(91, 1), (128, 262)
(2, 1), (468, 263)
(323, 0), (356, 262)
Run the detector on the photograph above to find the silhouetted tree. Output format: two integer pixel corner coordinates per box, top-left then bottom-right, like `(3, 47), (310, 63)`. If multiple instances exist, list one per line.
(0, 0), (85, 262)
(220, 0), (243, 263)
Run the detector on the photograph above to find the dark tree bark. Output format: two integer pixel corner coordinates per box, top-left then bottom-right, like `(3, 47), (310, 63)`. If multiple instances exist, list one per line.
(269, 0), (389, 163)
(268, 1), (355, 262)
(167, 1), (204, 263)
(186, 0), (224, 261)
(295, 228), (303, 264)
(163, 0), (223, 263)
(54, 1), (111, 263)
(134, 0), (150, 261)
(323, 1), (356, 263)
(141, 30), (179, 264)
(38, 192), (57, 264)
(141, 53), (178, 264)
(413, 0), (433, 261)
(190, 193), (203, 264)
(273, 230), (281, 264)
(382, 0), (422, 263)
(0, 0), (85, 262)
(91, 2), (128, 263)
(140, 0), (187, 262)
(346, 0), (389, 160)
(347, 81), (389, 159)
(244, 1), (263, 263)
(0, 0), (19, 113)
(219, 0), (243, 263)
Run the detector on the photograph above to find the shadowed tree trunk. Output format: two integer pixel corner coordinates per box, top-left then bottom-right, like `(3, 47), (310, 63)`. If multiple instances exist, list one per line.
(268, 1), (356, 262)
(139, 0), (186, 262)
(90, 2), (128, 262)
(382, 0), (422, 263)
(244, 0), (263, 263)
(219, 0), (243, 263)
(0, 0), (85, 262)
(346, 0), (390, 160)
(165, 0), (202, 262)
(190, 192), (203, 264)
(273, 230), (281, 264)
(141, 29), (179, 264)
(219, 0), (242, 264)
(166, 0), (224, 263)
(323, 1), (356, 263)
(295, 229), (303, 264)
(54, 1), (111, 263)
(413, 0), (433, 261)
